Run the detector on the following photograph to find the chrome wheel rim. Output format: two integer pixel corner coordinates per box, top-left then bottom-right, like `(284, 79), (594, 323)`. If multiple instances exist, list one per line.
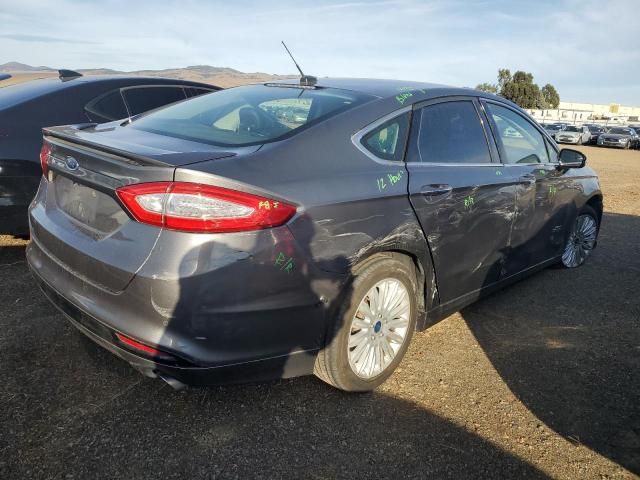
(562, 214), (597, 268)
(347, 278), (411, 379)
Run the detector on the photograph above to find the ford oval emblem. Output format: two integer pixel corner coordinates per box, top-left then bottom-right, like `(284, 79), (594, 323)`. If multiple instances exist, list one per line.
(65, 157), (79, 171)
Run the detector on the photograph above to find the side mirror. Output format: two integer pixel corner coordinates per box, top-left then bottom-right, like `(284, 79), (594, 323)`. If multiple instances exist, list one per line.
(558, 148), (586, 169)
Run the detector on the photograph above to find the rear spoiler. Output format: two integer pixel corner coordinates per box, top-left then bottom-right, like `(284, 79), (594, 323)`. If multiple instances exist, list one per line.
(43, 125), (236, 167)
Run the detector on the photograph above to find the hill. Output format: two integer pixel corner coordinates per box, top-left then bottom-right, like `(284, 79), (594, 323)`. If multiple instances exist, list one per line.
(0, 62), (296, 88)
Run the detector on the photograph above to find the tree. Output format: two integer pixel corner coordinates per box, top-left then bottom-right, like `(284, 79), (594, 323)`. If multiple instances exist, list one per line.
(541, 84), (560, 109)
(497, 68), (511, 93)
(480, 68), (561, 109)
(475, 82), (498, 94)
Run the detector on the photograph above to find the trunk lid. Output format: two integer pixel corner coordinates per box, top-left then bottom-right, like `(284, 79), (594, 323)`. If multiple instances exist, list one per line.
(31, 124), (256, 292)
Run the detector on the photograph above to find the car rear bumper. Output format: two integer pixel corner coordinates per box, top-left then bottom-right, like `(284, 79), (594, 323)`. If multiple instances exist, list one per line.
(26, 210), (342, 384)
(28, 248), (323, 385)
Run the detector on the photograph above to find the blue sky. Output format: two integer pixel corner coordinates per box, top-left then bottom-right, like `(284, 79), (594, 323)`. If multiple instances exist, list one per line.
(0, 0), (637, 105)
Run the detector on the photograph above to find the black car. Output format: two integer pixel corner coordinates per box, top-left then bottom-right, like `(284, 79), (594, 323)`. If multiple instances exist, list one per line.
(28, 79), (602, 392)
(0, 71), (219, 235)
(585, 124), (606, 144)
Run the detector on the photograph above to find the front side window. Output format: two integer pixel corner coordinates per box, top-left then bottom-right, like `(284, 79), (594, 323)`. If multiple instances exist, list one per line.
(407, 100), (492, 164)
(130, 84), (371, 147)
(486, 103), (550, 164)
(361, 112), (410, 161)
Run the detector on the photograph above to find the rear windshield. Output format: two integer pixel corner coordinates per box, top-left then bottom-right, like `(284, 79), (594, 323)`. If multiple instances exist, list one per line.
(129, 84), (372, 147)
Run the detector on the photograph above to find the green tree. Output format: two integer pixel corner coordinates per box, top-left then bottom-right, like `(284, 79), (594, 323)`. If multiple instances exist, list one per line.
(497, 68), (512, 93)
(541, 84), (560, 108)
(501, 70), (544, 109)
(475, 82), (498, 94)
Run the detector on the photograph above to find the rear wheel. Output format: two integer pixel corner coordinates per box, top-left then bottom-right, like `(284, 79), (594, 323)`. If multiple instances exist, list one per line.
(561, 206), (599, 268)
(314, 254), (417, 391)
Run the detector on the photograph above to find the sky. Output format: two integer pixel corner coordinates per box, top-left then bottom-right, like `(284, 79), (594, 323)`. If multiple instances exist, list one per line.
(0, 0), (637, 105)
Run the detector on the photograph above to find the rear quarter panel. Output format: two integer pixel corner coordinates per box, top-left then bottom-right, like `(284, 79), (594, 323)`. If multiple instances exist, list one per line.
(177, 97), (439, 321)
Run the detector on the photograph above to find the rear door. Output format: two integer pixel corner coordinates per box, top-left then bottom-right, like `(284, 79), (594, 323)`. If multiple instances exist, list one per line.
(406, 97), (517, 305)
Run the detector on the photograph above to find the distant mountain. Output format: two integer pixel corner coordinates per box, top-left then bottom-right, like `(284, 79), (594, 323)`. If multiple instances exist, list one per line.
(0, 61), (55, 72)
(0, 62), (296, 88)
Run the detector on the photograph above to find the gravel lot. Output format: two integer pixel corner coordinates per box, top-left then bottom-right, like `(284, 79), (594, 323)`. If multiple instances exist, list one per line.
(1, 145), (638, 479)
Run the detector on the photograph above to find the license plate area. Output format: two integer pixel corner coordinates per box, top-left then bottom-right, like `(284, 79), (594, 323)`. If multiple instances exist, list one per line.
(53, 173), (126, 233)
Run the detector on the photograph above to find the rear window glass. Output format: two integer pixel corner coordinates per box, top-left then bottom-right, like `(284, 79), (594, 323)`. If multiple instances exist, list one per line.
(88, 90), (128, 120)
(362, 113), (410, 161)
(129, 84), (371, 147)
(123, 86), (187, 116)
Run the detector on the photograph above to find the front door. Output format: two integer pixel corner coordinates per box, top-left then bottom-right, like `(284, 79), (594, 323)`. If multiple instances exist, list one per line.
(481, 101), (568, 275)
(405, 98), (517, 305)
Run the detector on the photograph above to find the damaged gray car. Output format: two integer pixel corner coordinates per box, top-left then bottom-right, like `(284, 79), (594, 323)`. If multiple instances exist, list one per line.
(27, 78), (603, 391)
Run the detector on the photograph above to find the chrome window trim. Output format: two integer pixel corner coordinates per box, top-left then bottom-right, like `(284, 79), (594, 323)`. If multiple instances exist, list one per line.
(351, 106), (411, 165)
(404, 162), (496, 167)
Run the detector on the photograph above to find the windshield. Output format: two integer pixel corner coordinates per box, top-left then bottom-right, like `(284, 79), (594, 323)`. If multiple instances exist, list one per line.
(546, 124), (562, 131)
(564, 126), (580, 132)
(587, 126), (602, 132)
(608, 128), (632, 135)
(130, 84), (372, 147)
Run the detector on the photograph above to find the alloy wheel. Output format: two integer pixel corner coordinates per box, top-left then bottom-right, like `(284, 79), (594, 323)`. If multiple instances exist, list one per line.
(561, 214), (597, 268)
(347, 278), (411, 379)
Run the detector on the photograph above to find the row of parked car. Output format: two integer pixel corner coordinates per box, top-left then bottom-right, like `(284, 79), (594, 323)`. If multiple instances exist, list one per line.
(542, 122), (640, 149)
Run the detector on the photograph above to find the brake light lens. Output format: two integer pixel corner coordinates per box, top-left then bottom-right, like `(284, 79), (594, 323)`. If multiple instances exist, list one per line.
(115, 332), (174, 361)
(116, 182), (297, 233)
(39, 141), (51, 177)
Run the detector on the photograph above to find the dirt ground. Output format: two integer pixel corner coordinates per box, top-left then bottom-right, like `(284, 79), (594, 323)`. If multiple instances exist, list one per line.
(1, 145), (638, 479)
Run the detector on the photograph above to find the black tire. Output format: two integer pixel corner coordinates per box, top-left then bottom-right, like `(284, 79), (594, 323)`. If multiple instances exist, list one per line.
(624, 140), (630, 150)
(560, 205), (599, 269)
(314, 253), (418, 392)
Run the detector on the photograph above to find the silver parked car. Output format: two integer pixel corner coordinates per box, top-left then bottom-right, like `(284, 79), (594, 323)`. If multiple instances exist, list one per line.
(556, 125), (591, 145)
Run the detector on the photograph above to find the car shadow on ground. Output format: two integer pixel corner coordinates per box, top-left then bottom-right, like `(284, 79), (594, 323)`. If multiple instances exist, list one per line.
(461, 211), (640, 474)
(1, 233), (549, 478)
(2, 214), (638, 478)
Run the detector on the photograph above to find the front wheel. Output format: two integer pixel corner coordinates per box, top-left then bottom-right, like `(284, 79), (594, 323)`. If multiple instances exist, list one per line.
(314, 254), (418, 391)
(561, 206), (599, 268)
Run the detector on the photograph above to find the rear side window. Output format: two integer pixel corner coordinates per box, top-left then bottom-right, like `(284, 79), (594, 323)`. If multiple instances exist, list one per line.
(486, 103), (550, 164)
(185, 87), (214, 98)
(86, 90), (128, 121)
(130, 84), (371, 147)
(407, 101), (492, 164)
(361, 112), (410, 161)
(123, 86), (187, 116)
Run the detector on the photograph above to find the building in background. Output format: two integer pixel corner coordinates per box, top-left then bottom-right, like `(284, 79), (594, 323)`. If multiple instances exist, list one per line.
(528, 102), (640, 125)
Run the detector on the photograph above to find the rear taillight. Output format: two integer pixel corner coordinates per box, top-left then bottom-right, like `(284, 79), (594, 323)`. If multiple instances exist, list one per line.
(115, 332), (175, 361)
(115, 182), (297, 233)
(39, 141), (51, 177)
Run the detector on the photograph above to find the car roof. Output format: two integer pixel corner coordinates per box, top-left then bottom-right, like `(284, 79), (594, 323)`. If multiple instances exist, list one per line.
(0, 75), (217, 110)
(264, 77), (494, 100)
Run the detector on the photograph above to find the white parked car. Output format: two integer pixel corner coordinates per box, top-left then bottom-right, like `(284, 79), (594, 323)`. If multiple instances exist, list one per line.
(556, 125), (591, 145)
